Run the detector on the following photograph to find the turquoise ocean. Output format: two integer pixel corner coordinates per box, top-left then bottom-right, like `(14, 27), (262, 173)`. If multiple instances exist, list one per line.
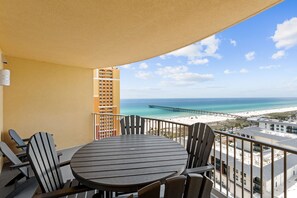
(120, 98), (297, 119)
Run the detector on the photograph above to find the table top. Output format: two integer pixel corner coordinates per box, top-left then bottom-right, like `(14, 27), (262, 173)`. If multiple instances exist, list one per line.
(70, 135), (188, 192)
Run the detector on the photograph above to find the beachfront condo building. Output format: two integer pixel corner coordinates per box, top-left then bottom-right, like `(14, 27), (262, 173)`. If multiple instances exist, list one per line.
(258, 118), (297, 134)
(93, 68), (120, 139)
(212, 139), (297, 198)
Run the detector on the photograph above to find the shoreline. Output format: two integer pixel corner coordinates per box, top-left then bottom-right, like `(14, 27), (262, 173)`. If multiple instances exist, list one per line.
(166, 106), (297, 125)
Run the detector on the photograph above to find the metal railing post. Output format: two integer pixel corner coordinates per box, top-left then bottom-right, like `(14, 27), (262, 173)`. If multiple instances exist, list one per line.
(157, 120), (160, 136)
(93, 113), (97, 140)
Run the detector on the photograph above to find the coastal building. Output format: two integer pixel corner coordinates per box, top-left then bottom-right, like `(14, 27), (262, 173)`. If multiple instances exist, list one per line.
(93, 68), (120, 139)
(258, 118), (297, 134)
(214, 126), (297, 197)
(212, 145), (297, 198)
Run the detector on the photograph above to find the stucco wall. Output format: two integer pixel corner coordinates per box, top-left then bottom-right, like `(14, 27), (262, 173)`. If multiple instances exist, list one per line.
(0, 49), (3, 172)
(3, 56), (93, 150)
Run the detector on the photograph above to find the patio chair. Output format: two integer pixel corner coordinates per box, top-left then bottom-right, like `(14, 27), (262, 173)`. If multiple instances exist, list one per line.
(0, 141), (38, 198)
(9, 129), (62, 160)
(182, 122), (215, 176)
(0, 141), (30, 187)
(128, 174), (212, 198)
(26, 132), (102, 197)
(120, 115), (145, 135)
(183, 174), (213, 198)
(9, 129), (29, 152)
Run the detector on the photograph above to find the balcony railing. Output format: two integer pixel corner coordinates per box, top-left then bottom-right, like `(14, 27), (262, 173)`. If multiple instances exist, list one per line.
(93, 113), (297, 198)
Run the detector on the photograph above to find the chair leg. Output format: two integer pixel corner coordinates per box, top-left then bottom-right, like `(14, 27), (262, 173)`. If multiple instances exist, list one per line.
(4, 173), (25, 187)
(205, 170), (212, 178)
(93, 190), (104, 198)
(92, 191), (113, 198)
(6, 177), (37, 198)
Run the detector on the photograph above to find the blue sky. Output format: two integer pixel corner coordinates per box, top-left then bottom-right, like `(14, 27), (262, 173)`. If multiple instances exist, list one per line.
(118, 0), (297, 99)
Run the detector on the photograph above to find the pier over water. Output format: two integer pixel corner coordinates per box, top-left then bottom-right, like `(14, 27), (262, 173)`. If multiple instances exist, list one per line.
(148, 105), (242, 118)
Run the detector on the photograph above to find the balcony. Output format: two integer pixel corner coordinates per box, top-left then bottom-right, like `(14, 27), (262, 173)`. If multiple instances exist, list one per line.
(94, 113), (297, 198)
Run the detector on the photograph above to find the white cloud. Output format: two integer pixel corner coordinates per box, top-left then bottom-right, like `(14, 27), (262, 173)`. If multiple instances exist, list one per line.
(272, 17), (297, 49)
(160, 80), (197, 87)
(120, 64), (131, 69)
(156, 66), (213, 83)
(161, 35), (221, 64)
(272, 50), (285, 60)
(224, 69), (236, 75)
(188, 58), (209, 65)
(239, 68), (248, 73)
(169, 72), (213, 81)
(135, 71), (152, 79)
(224, 68), (248, 74)
(139, 62), (149, 69)
(230, 39), (237, 46)
(259, 65), (281, 70)
(156, 63), (162, 66)
(245, 51), (255, 61)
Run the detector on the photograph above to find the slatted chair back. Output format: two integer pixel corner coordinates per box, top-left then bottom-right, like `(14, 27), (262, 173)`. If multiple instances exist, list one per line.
(0, 142), (29, 177)
(184, 174), (213, 198)
(136, 175), (211, 198)
(9, 129), (27, 151)
(27, 132), (64, 193)
(186, 122), (215, 169)
(120, 115), (145, 135)
(164, 175), (186, 198)
(138, 181), (161, 198)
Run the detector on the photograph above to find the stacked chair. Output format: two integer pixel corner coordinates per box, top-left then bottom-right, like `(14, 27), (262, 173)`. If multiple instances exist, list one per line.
(9, 129), (62, 160)
(8, 129), (29, 153)
(0, 142), (34, 198)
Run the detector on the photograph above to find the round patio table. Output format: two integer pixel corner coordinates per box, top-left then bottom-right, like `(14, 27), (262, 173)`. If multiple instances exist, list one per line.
(70, 134), (188, 193)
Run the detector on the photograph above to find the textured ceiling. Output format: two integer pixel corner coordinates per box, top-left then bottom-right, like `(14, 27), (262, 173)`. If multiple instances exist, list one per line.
(0, 0), (282, 68)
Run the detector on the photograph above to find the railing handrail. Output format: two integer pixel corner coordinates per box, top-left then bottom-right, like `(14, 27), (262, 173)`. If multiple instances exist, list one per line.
(214, 130), (297, 155)
(93, 113), (297, 198)
(92, 112), (126, 116)
(142, 116), (190, 127)
(94, 112), (297, 155)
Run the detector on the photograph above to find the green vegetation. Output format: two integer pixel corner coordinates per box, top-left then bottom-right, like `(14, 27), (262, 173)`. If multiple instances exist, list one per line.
(263, 111), (297, 121)
(209, 118), (253, 131)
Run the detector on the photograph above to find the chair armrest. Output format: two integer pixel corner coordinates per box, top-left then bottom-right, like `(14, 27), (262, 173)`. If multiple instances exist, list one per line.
(10, 161), (30, 169)
(59, 160), (70, 167)
(16, 151), (27, 158)
(182, 165), (214, 175)
(57, 151), (63, 157)
(16, 145), (27, 149)
(33, 185), (91, 198)
(22, 138), (30, 142)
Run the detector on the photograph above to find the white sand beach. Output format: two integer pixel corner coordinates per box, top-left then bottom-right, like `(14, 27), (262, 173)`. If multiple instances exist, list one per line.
(233, 106), (297, 117)
(166, 106), (297, 125)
